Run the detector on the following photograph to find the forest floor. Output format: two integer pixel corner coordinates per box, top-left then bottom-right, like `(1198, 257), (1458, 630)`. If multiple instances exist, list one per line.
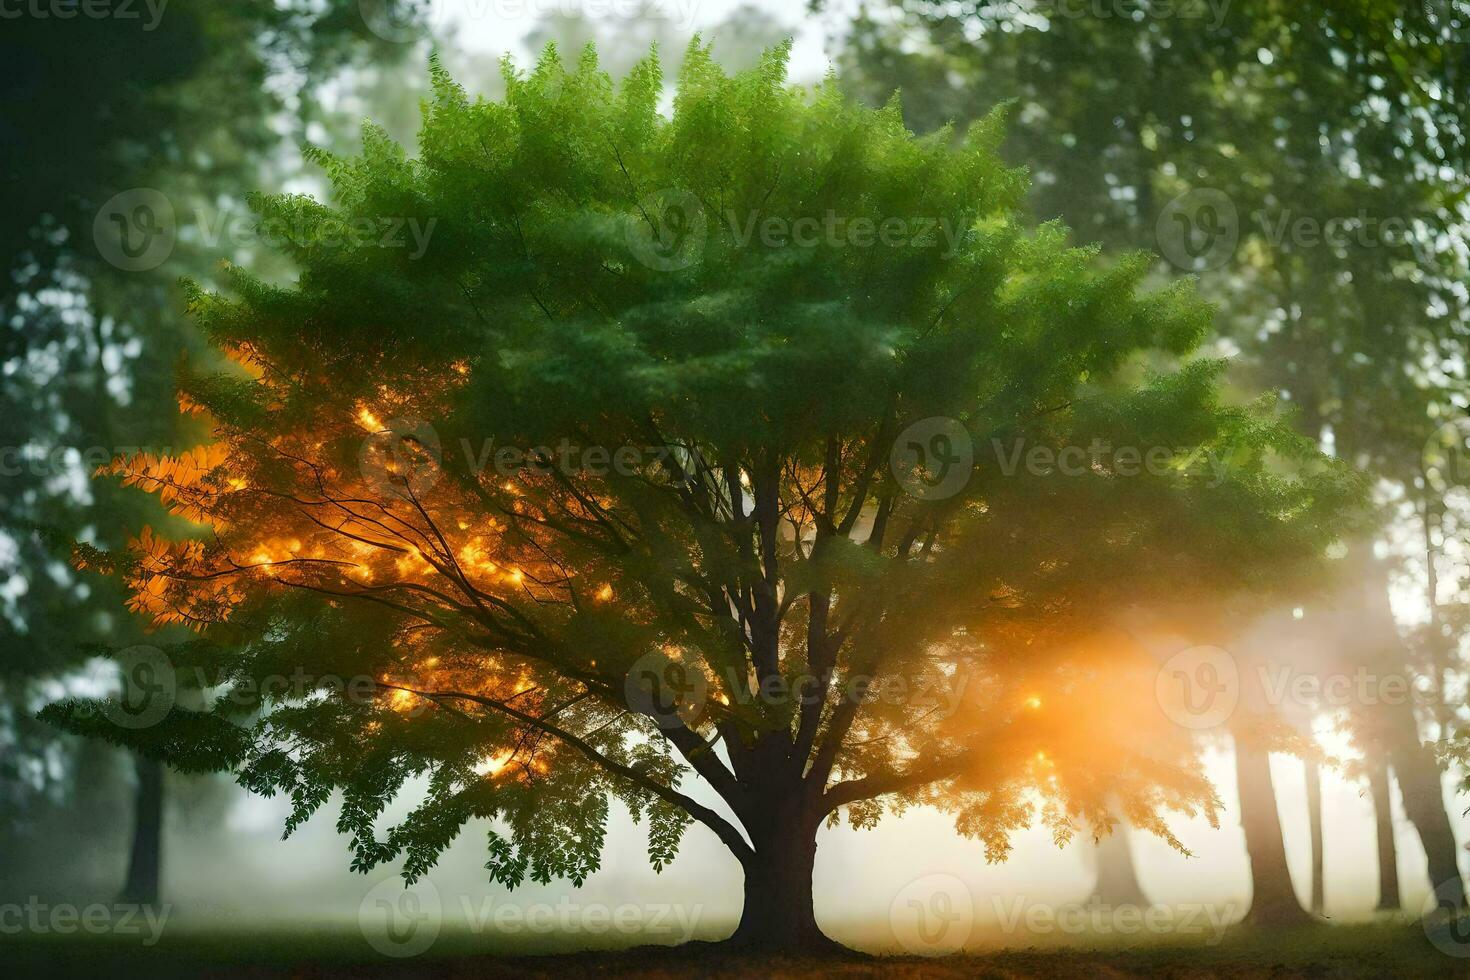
(11, 920), (1470, 978)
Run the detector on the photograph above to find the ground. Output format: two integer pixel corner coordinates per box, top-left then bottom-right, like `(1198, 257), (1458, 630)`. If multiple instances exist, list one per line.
(10, 923), (1470, 979)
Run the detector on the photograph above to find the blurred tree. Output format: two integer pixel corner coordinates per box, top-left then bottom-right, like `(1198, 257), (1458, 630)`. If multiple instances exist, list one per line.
(47, 44), (1356, 951)
(0, 0), (415, 903)
(840, 0), (1470, 918)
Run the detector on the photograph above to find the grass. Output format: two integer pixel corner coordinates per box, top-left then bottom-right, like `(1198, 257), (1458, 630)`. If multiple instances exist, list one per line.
(8, 921), (1470, 979)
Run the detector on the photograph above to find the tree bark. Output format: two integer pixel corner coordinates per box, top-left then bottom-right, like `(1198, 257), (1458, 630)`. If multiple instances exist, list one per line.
(119, 753), (163, 906)
(728, 795), (836, 952)
(1367, 755), (1401, 911)
(1234, 740), (1312, 925)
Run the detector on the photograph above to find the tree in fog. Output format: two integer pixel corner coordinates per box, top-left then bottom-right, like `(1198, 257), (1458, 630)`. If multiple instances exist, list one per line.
(0, 0), (416, 903)
(49, 44), (1356, 950)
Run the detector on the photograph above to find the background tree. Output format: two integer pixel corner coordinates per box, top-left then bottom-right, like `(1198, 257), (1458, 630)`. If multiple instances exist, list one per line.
(840, 0), (1470, 918)
(47, 43), (1356, 951)
(0, 0), (415, 903)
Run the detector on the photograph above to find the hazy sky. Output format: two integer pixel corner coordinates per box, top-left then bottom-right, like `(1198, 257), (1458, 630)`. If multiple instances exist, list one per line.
(435, 0), (841, 77)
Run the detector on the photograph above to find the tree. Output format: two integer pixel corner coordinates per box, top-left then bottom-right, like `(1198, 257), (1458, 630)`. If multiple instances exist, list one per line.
(46, 43), (1357, 951)
(0, 0), (417, 903)
(841, 0), (1470, 918)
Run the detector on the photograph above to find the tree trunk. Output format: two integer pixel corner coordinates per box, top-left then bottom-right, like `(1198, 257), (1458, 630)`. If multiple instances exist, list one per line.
(1235, 740), (1312, 925)
(728, 796), (836, 952)
(1355, 551), (1466, 908)
(119, 753), (163, 906)
(1089, 807), (1149, 908)
(1305, 758), (1324, 915)
(1367, 755), (1401, 911)
(1384, 702), (1466, 910)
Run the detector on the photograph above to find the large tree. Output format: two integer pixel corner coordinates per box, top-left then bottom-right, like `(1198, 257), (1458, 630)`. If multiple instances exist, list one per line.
(47, 44), (1356, 951)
